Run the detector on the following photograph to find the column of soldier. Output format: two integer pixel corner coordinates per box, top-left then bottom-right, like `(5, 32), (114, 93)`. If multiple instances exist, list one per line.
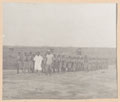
(17, 50), (108, 74)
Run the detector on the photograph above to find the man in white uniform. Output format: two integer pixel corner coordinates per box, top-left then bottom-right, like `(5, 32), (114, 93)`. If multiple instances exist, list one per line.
(33, 52), (43, 72)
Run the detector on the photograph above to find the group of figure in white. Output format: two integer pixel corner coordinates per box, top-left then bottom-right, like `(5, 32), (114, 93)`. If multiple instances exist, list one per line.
(34, 52), (43, 71)
(17, 50), (54, 74)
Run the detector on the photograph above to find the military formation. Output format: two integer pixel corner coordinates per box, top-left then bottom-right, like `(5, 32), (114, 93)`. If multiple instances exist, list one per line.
(16, 50), (108, 75)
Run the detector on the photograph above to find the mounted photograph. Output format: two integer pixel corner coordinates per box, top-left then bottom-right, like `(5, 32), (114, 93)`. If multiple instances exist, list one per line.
(2, 3), (117, 99)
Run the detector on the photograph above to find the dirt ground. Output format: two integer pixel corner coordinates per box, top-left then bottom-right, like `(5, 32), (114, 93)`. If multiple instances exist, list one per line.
(3, 65), (117, 100)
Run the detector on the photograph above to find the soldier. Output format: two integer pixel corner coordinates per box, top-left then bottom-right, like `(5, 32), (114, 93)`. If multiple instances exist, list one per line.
(64, 55), (68, 72)
(100, 58), (104, 70)
(88, 57), (94, 71)
(101, 58), (104, 70)
(55, 54), (60, 72)
(105, 58), (108, 69)
(86, 57), (90, 71)
(61, 55), (67, 72)
(78, 56), (84, 71)
(92, 57), (96, 71)
(58, 55), (63, 72)
(96, 57), (100, 70)
(41, 55), (47, 73)
(102, 58), (108, 69)
(67, 56), (73, 72)
(65, 55), (69, 72)
(98, 58), (102, 70)
(75, 56), (79, 71)
(45, 50), (54, 75)
(16, 52), (23, 74)
(72, 56), (77, 72)
(23, 52), (29, 73)
(54, 54), (59, 72)
(59, 55), (63, 72)
(76, 56), (80, 71)
(84, 55), (89, 72)
(69, 56), (74, 72)
(52, 54), (57, 73)
(95, 57), (99, 71)
(28, 52), (34, 73)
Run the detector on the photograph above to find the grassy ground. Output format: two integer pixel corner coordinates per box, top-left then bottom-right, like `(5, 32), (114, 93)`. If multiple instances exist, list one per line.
(3, 65), (117, 100)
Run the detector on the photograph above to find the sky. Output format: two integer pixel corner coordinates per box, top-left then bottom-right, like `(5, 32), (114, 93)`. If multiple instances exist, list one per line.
(3, 3), (116, 48)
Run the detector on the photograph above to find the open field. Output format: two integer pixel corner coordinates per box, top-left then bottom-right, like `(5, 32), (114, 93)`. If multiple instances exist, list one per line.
(3, 65), (117, 100)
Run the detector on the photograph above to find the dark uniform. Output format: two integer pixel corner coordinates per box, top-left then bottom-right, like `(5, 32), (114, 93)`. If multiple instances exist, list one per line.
(105, 58), (108, 69)
(72, 57), (77, 72)
(58, 55), (63, 72)
(84, 55), (89, 72)
(41, 56), (47, 73)
(75, 57), (79, 71)
(28, 52), (34, 73)
(87, 57), (92, 71)
(95, 58), (98, 71)
(23, 52), (29, 73)
(67, 56), (73, 72)
(52, 54), (57, 73)
(92, 58), (95, 71)
(17, 52), (23, 74)
(55, 55), (60, 72)
(61, 55), (67, 72)
(79, 56), (84, 71)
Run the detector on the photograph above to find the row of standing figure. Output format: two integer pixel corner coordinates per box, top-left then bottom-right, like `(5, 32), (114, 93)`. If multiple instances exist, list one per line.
(42, 55), (108, 73)
(17, 51), (108, 74)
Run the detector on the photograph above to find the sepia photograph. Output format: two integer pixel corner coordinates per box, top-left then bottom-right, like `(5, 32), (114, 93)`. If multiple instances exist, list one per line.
(2, 3), (117, 100)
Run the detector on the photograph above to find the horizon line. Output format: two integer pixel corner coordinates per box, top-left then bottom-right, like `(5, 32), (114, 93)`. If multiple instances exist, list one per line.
(3, 45), (116, 49)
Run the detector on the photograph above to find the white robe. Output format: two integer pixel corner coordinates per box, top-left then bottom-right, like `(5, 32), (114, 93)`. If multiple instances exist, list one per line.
(34, 55), (43, 71)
